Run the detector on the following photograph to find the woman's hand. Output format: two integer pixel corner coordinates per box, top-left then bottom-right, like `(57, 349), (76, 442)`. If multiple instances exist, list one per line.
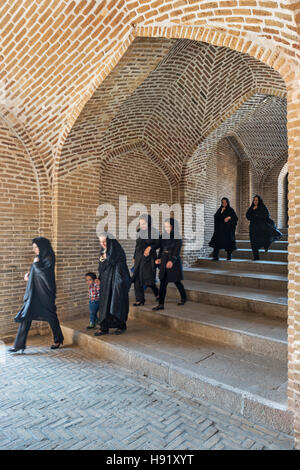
(155, 259), (161, 265)
(33, 257), (39, 263)
(24, 272), (29, 282)
(224, 216), (231, 223)
(95, 279), (100, 286)
(144, 246), (151, 257)
(166, 261), (173, 269)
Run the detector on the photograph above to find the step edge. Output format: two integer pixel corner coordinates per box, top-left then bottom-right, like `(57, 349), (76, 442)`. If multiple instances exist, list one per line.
(61, 322), (292, 434)
(61, 322), (288, 407)
(130, 306), (287, 345)
(171, 284), (288, 307)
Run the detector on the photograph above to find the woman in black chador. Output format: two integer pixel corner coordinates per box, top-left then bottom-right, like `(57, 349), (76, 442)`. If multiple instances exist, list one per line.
(132, 214), (160, 306)
(152, 218), (186, 311)
(246, 195), (282, 260)
(209, 197), (238, 261)
(95, 233), (131, 336)
(9, 237), (64, 353)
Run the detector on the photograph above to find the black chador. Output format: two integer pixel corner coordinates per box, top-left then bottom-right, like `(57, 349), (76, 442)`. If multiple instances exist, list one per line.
(153, 218), (186, 311)
(11, 237), (64, 352)
(132, 214), (160, 306)
(246, 195), (282, 260)
(209, 197), (238, 260)
(96, 234), (131, 335)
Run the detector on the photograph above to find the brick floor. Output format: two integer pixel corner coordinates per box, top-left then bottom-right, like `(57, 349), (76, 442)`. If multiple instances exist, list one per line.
(0, 336), (294, 450)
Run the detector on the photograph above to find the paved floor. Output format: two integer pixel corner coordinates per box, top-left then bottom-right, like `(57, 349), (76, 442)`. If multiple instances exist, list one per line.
(0, 336), (294, 450)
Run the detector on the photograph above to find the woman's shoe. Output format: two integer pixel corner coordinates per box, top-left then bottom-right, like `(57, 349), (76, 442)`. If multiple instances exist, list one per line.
(177, 299), (186, 306)
(8, 347), (25, 353)
(86, 323), (96, 329)
(152, 304), (164, 311)
(133, 301), (144, 307)
(94, 330), (109, 336)
(50, 343), (62, 350)
(114, 328), (126, 335)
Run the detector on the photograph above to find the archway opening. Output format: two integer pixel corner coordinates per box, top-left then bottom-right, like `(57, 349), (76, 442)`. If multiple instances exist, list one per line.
(54, 35), (290, 435)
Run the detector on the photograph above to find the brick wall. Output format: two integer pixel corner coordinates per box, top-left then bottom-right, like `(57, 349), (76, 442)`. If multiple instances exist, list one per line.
(0, 0), (299, 448)
(0, 117), (40, 338)
(55, 151), (172, 320)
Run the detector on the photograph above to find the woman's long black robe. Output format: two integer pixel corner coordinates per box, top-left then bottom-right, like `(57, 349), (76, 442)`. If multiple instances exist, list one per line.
(246, 204), (282, 252)
(13, 237), (64, 349)
(98, 237), (131, 329)
(209, 206), (238, 253)
(158, 237), (184, 283)
(132, 227), (160, 286)
(15, 250), (58, 323)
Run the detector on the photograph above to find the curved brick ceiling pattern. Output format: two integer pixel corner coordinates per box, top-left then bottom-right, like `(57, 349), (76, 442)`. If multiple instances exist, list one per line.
(234, 95), (287, 177)
(0, 1), (297, 182)
(184, 93), (286, 186)
(61, 37), (286, 181)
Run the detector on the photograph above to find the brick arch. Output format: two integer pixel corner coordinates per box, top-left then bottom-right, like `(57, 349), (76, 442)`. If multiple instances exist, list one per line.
(53, 23), (295, 185)
(100, 142), (177, 191)
(50, 19), (300, 449)
(277, 161), (289, 229)
(0, 108), (48, 198)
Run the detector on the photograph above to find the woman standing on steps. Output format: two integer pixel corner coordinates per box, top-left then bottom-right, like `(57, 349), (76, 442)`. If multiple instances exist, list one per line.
(132, 214), (160, 307)
(152, 218), (186, 311)
(9, 237), (64, 353)
(246, 195), (282, 261)
(209, 197), (238, 261)
(95, 232), (131, 336)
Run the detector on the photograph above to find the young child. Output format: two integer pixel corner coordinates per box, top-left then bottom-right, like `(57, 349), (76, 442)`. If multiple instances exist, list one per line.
(85, 272), (100, 329)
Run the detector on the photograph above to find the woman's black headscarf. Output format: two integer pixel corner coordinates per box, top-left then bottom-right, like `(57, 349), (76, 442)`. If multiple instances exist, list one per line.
(162, 217), (181, 239)
(251, 195), (264, 208)
(32, 237), (55, 262)
(99, 232), (126, 265)
(219, 197), (231, 210)
(137, 213), (153, 239)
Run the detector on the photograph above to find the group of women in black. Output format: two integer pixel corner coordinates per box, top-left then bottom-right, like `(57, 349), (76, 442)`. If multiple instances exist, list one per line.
(9, 195), (281, 352)
(209, 195), (282, 261)
(9, 217), (186, 352)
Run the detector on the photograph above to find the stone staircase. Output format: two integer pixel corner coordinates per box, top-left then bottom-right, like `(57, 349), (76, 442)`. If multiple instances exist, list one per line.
(61, 238), (291, 435)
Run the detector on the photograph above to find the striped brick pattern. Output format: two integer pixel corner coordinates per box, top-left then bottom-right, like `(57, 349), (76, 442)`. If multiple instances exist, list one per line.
(0, 0), (299, 448)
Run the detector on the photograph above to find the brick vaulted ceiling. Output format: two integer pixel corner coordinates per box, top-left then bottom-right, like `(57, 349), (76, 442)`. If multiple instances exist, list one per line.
(0, 1), (294, 183)
(60, 37), (287, 182)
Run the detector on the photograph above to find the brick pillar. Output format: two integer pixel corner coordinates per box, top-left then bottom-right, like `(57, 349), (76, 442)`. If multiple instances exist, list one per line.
(238, 160), (251, 234)
(286, 76), (300, 449)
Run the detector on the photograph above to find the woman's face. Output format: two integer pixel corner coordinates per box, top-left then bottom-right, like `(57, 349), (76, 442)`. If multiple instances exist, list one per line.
(253, 197), (259, 206)
(99, 236), (107, 250)
(164, 221), (172, 234)
(32, 243), (39, 255)
(221, 199), (227, 208)
(139, 218), (148, 231)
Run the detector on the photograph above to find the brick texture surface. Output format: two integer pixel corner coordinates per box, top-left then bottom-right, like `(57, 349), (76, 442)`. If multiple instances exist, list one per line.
(0, 336), (294, 450)
(0, 0), (299, 448)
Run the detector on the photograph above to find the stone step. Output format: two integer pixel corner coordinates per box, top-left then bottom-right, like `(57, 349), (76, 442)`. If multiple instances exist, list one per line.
(61, 317), (292, 434)
(184, 267), (287, 293)
(167, 280), (287, 319)
(237, 232), (288, 241)
(231, 249), (287, 262)
(195, 257), (288, 275)
(236, 240), (288, 251)
(129, 298), (287, 360)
